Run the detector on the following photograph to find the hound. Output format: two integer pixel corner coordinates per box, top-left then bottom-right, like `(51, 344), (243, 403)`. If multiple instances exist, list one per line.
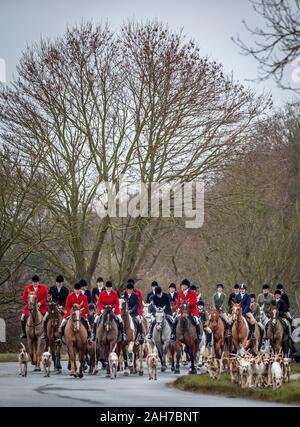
(205, 356), (222, 380)
(18, 343), (28, 377)
(282, 357), (291, 383)
(41, 347), (52, 377)
(229, 357), (239, 384)
(252, 355), (266, 388)
(271, 361), (283, 389)
(238, 357), (252, 388)
(146, 353), (158, 380)
(108, 351), (118, 379)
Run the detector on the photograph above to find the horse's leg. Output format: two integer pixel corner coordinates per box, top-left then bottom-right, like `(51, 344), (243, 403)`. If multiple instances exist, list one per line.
(123, 345), (130, 376)
(27, 336), (34, 367)
(78, 348), (85, 378)
(170, 342), (175, 371)
(138, 342), (144, 376)
(174, 342), (181, 374)
(68, 345), (76, 376)
(127, 341), (134, 373)
(189, 347), (197, 375)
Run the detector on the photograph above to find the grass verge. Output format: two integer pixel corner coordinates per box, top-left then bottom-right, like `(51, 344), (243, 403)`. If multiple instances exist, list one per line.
(174, 371), (300, 405)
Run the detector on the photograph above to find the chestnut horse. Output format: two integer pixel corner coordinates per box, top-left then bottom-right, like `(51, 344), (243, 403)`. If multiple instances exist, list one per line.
(208, 309), (225, 359)
(174, 301), (200, 374)
(231, 303), (261, 354)
(64, 303), (87, 378)
(231, 303), (249, 353)
(46, 300), (63, 373)
(267, 306), (290, 356)
(26, 292), (45, 371)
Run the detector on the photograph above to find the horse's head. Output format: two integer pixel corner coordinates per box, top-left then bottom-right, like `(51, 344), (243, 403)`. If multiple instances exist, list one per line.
(180, 301), (190, 319)
(210, 309), (220, 328)
(120, 299), (128, 314)
(154, 306), (166, 330)
(71, 302), (82, 332)
(27, 292), (37, 311)
(231, 303), (241, 321)
(103, 305), (113, 331)
(48, 301), (59, 326)
(271, 306), (279, 326)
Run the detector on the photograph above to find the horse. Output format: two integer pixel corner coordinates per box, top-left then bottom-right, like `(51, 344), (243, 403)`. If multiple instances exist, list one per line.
(174, 301), (201, 374)
(231, 303), (260, 354)
(46, 300), (63, 373)
(64, 303), (87, 378)
(267, 306), (290, 356)
(150, 306), (175, 372)
(26, 292), (45, 371)
(96, 305), (120, 377)
(117, 299), (135, 376)
(208, 309), (225, 359)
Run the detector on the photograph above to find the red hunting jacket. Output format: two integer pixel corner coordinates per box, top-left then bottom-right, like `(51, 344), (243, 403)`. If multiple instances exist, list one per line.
(176, 289), (199, 317)
(22, 284), (48, 316)
(63, 292), (88, 319)
(96, 290), (121, 315)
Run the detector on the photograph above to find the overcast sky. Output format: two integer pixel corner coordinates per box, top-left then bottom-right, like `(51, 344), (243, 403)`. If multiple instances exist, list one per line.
(0, 0), (296, 106)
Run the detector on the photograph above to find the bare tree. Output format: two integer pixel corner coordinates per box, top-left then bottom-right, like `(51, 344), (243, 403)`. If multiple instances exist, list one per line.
(233, 0), (300, 93)
(0, 21), (270, 287)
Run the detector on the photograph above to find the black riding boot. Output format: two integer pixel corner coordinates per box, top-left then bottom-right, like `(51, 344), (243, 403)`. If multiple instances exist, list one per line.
(81, 318), (92, 343)
(171, 317), (178, 341)
(55, 325), (66, 344)
(42, 317), (48, 340)
(195, 323), (202, 342)
(20, 318), (27, 339)
(118, 320), (127, 341)
(137, 320), (145, 340)
(249, 323), (255, 339)
(205, 328), (212, 345)
(147, 320), (156, 340)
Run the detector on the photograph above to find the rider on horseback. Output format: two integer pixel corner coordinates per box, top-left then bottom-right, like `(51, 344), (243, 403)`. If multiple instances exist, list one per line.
(147, 286), (173, 340)
(257, 283), (274, 316)
(235, 284), (256, 339)
(92, 280), (127, 341)
(197, 299), (212, 344)
(20, 275), (48, 339)
(171, 279), (202, 342)
(212, 283), (231, 335)
(272, 290), (292, 337)
(276, 284), (293, 324)
(55, 282), (92, 344)
(42, 275), (68, 340)
(123, 282), (145, 340)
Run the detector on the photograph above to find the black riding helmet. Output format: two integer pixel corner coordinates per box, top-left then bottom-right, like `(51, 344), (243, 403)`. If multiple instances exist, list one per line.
(106, 280), (113, 288)
(74, 282), (82, 290)
(180, 278), (190, 287)
(56, 275), (64, 283)
(155, 286), (162, 295)
(126, 282), (134, 290)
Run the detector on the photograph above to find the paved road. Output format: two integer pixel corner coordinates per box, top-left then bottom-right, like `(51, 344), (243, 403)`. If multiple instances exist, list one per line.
(0, 362), (293, 407)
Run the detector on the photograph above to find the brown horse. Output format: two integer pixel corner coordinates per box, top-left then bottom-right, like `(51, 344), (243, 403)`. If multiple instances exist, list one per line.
(267, 307), (290, 356)
(174, 301), (200, 374)
(231, 303), (249, 353)
(231, 303), (261, 354)
(46, 301), (63, 373)
(117, 299), (135, 376)
(26, 292), (45, 371)
(96, 305), (119, 377)
(64, 303), (87, 378)
(208, 309), (225, 359)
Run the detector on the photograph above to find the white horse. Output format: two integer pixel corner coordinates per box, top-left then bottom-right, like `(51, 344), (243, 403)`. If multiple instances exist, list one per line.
(149, 306), (175, 372)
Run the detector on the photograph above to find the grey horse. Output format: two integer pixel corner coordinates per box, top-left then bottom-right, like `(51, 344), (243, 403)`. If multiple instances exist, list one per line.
(150, 306), (175, 372)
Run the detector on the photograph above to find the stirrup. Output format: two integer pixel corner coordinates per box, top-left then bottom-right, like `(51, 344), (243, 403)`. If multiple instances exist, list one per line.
(170, 334), (176, 341)
(20, 333), (27, 339)
(121, 332), (127, 341)
(55, 337), (62, 344)
(147, 333), (152, 340)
